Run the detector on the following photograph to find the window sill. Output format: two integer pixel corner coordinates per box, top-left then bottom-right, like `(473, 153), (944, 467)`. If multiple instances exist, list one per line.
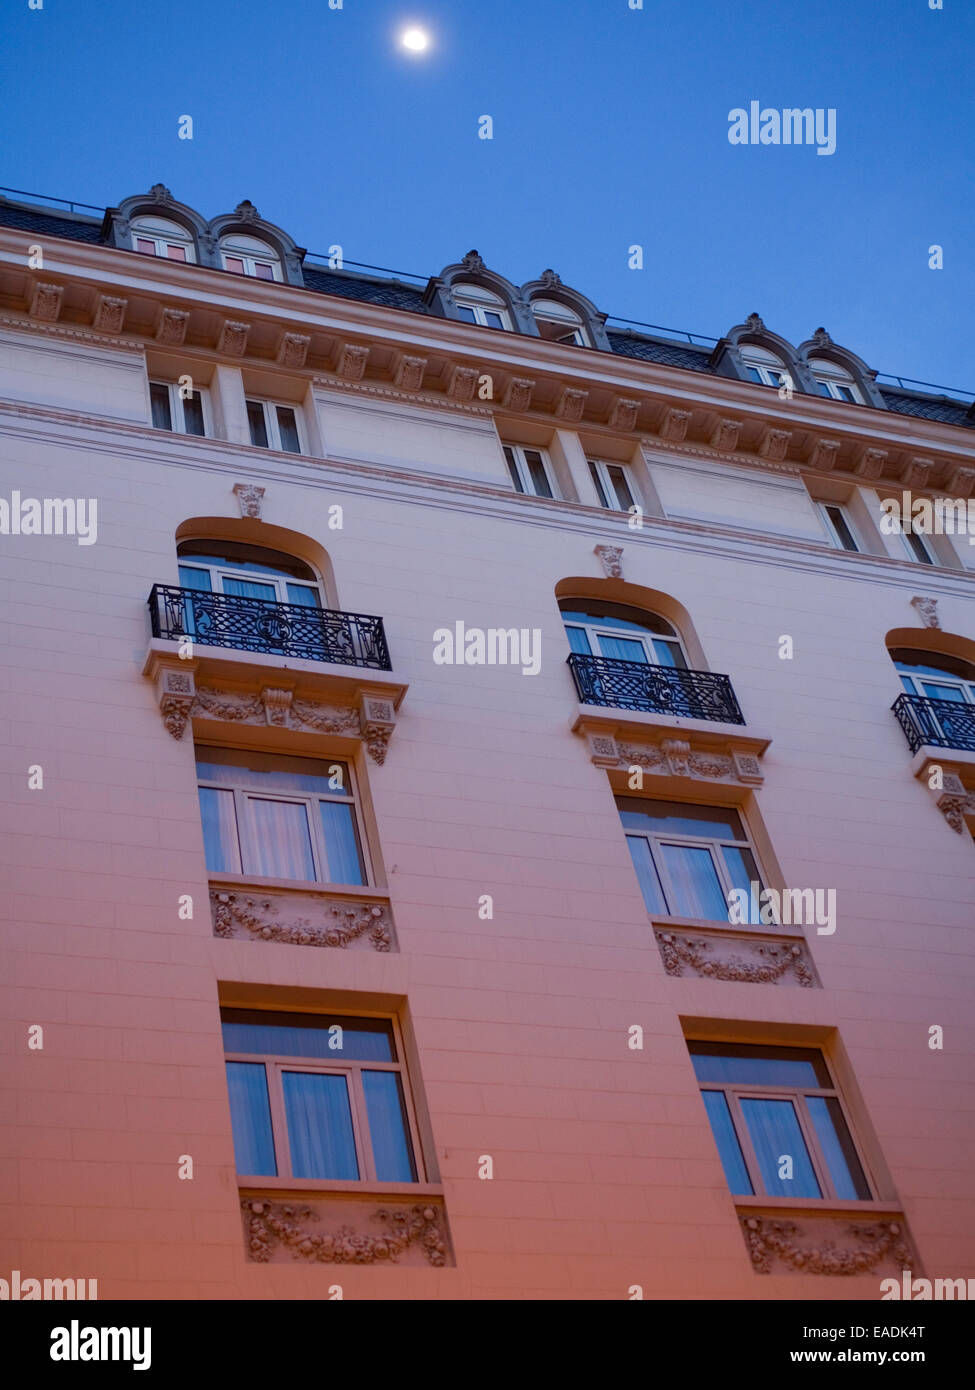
(210, 873), (387, 899)
(734, 1196), (900, 1216)
(208, 879), (396, 952)
(240, 1178), (442, 1197)
(650, 913), (804, 938)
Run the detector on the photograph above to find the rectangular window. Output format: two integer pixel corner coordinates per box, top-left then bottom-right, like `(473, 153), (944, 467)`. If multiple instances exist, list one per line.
(246, 399), (303, 453)
(222, 1008), (420, 1184)
(618, 797), (765, 921)
(902, 529), (935, 565)
(196, 747), (368, 886)
(149, 380), (207, 437)
(588, 459), (635, 512)
(502, 444), (558, 499)
(818, 502), (860, 553)
(689, 1042), (872, 1201)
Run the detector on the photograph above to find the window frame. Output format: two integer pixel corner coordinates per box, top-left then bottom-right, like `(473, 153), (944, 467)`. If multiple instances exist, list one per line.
(502, 443), (560, 499)
(224, 1009), (425, 1186)
(245, 397), (304, 454)
(690, 1042), (874, 1202)
(899, 528), (937, 565)
(531, 299), (590, 347)
(452, 285), (512, 331)
(588, 458), (636, 512)
(149, 379), (210, 437)
(817, 501), (861, 552)
(219, 236), (281, 282)
(809, 359), (864, 404)
(740, 347), (790, 389)
(618, 797), (768, 922)
(177, 555), (322, 607)
(196, 748), (372, 888)
(130, 217), (196, 263)
(562, 608), (687, 668)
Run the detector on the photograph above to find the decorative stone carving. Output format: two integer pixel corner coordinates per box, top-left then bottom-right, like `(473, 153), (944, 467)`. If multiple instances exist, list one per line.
(932, 773), (975, 834)
(945, 465), (975, 499)
(556, 387), (588, 422)
(609, 397), (641, 433)
(336, 343), (369, 381)
(594, 544), (623, 579)
(242, 1198), (449, 1267)
(290, 700), (361, 736)
(461, 249), (486, 274)
(28, 282), (64, 323)
(155, 307), (190, 346)
(393, 354), (428, 391)
(232, 482), (265, 519)
(688, 751), (734, 778)
(617, 743), (665, 770)
(661, 738), (691, 776)
(740, 1215), (914, 1277)
(539, 268), (562, 288)
(149, 183), (174, 203)
(447, 365), (479, 402)
(276, 332), (310, 369)
(811, 326), (832, 348)
(155, 666), (196, 739)
(261, 687), (293, 726)
(732, 751), (763, 785)
(217, 320), (250, 357)
(658, 407), (690, 442)
(234, 199), (260, 222)
(91, 295), (128, 334)
(710, 418), (742, 452)
(855, 446), (888, 480)
(583, 733), (618, 767)
(360, 694), (397, 765)
(193, 687), (264, 723)
(212, 889), (393, 951)
(503, 377), (535, 411)
(744, 312), (765, 332)
(655, 930), (816, 988)
(615, 740), (762, 787)
(760, 428), (791, 462)
(808, 438), (840, 471)
(900, 455), (933, 488)
(910, 595), (940, 629)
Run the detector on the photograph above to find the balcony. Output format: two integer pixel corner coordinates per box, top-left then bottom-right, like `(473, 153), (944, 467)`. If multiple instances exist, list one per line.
(148, 584), (391, 669)
(892, 693), (975, 755)
(567, 652), (745, 724)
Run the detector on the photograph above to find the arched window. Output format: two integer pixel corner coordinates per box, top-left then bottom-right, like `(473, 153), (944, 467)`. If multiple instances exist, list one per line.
(559, 599), (688, 668)
(740, 345), (790, 388)
(891, 648), (975, 704)
(809, 358), (863, 403)
(531, 298), (589, 346)
(219, 234), (281, 281)
(177, 540), (323, 608)
(131, 215), (196, 262)
(452, 283), (512, 330)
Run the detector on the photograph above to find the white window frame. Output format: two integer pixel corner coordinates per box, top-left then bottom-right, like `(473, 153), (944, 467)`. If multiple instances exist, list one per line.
(896, 662), (975, 706)
(620, 799), (767, 920)
(220, 235), (281, 282)
(245, 398), (304, 454)
(740, 346), (790, 389)
(809, 359), (863, 404)
(177, 554), (322, 606)
(817, 501), (861, 552)
(149, 379), (210, 437)
(502, 444), (560, 499)
(196, 749), (371, 887)
(224, 1009), (424, 1185)
(531, 298), (590, 346)
(562, 611), (686, 667)
(588, 458), (636, 512)
(131, 216), (196, 263)
(452, 284), (512, 330)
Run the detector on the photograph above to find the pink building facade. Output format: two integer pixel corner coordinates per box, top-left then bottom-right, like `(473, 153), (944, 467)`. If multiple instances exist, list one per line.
(1, 186), (974, 1300)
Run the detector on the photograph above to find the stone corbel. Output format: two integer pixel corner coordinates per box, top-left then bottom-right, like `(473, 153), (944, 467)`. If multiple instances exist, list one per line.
(358, 692), (397, 765)
(945, 464), (975, 498)
(392, 353), (428, 391)
(710, 418), (742, 452)
(807, 438), (840, 472)
(900, 456), (933, 488)
(335, 343), (369, 381)
(276, 332), (310, 369)
(92, 294), (128, 334)
(233, 482), (265, 519)
(155, 307), (190, 346)
(759, 427), (791, 462)
(658, 406), (689, 442)
(555, 386), (588, 422)
(502, 377), (535, 412)
(29, 281), (64, 323)
(446, 364), (479, 402)
(594, 544), (623, 579)
(910, 595), (940, 629)
(146, 656), (198, 740)
(573, 713), (769, 787)
(854, 446), (888, 480)
(217, 320), (251, 357)
(610, 397), (641, 433)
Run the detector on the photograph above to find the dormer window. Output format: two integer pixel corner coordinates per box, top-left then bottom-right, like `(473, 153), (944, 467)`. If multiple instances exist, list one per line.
(809, 358), (863, 404)
(740, 345), (790, 388)
(531, 299), (589, 346)
(219, 234), (281, 281)
(452, 284), (511, 330)
(130, 216), (195, 263)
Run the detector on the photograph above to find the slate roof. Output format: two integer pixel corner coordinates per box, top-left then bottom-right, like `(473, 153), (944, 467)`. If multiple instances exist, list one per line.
(1, 196), (969, 427)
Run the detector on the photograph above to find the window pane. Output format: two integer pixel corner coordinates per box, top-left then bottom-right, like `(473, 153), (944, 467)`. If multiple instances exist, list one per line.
(615, 798), (745, 840)
(182, 391), (205, 436)
(222, 576), (277, 603)
(319, 800), (366, 885)
(816, 380), (832, 397)
(588, 462), (610, 508)
(225, 256), (245, 275)
(245, 798), (316, 880)
(650, 638), (686, 669)
(837, 385), (857, 402)
(455, 305), (476, 322)
(254, 262), (274, 281)
(225, 1062), (276, 1175)
(625, 836), (668, 915)
(246, 400), (269, 448)
(660, 844), (728, 920)
(826, 506), (859, 552)
(195, 748), (349, 795)
(363, 1071), (417, 1182)
(921, 682), (966, 703)
(222, 1010), (396, 1062)
(688, 1044), (829, 1088)
(701, 1090), (752, 1195)
(198, 787), (238, 872)
(904, 531), (933, 564)
(286, 583), (321, 608)
(564, 624), (592, 656)
(597, 634), (648, 663)
(806, 1096), (871, 1199)
(503, 447), (524, 493)
(740, 1098), (821, 1197)
(276, 406), (301, 453)
(722, 846), (762, 900)
(149, 382), (173, 431)
(178, 565), (212, 591)
(166, 244), (187, 261)
(525, 451), (553, 498)
(746, 367), (763, 383)
(135, 238), (157, 255)
(484, 311), (504, 329)
(608, 465), (635, 511)
(283, 1072), (359, 1180)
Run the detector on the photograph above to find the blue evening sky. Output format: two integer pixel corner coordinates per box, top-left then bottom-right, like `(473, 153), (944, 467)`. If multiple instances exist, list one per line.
(2, 0), (972, 391)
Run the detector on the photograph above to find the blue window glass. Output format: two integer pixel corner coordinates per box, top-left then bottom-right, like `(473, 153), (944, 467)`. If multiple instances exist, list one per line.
(807, 1096), (870, 1200)
(319, 800), (366, 885)
(626, 835), (667, 915)
(225, 1062), (276, 1175)
(616, 799), (745, 840)
(740, 1098), (821, 1198)
(660, 843), (728, 920)
(283, 1071), (359, 1180)
(689, 1046), (828, 1088)
(363, 1071), (417, 1182)
(198, 787), (238, 872)
(701, 1091), (752, 1195)
(222, 1011), (395, 1062)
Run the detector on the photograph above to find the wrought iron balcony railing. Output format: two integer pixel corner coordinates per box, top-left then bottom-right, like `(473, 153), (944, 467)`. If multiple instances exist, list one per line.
(892, 692), (975, 754)
(148, 584), (392, 669)
(567, 653), (745, 724)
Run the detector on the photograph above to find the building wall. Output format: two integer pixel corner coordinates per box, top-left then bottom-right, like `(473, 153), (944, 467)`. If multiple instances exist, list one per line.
(1, 315), (973, 1299)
